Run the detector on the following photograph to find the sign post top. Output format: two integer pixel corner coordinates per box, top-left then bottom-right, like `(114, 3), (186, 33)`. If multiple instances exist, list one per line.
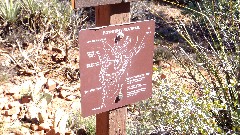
(73, 0), (139, 8)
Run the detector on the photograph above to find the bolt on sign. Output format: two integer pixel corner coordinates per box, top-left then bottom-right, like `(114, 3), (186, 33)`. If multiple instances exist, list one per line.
(79, 20), (155, 117)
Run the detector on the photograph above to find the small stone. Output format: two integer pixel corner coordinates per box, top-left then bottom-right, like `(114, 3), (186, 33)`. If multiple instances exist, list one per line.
(42, 89), (49, 93)
(54, 109), (64, 128)
(22, 123), (31, 129)
(31, 124), (39, 131)
(28, 105), (40, 120)
(20, 96), (31, 104)
(46, 79), (57, 91)
(77, 129), (87, 135)
(38, 122), (51, 132)
(58, 113), (68, 134)
(32, 131), (44, 135)
(65, 95), (75, 101)
(48, 111), (54, 119)
(7, 106), (20, 116)
(12, 114), (18, 120)
(160, 74), (166, 79)
(38, 110), (48, 123)
(3, 116), (11, 123)
(7, 85), (21, 95)
(8, 101), (20, 109)
(71, 101), (81, 111)
(13, 93), (22, 100)
(3, 104), (9, 110)
(21, 80), (32, 92)
(59, 90), (70, 99)
(65, 131), (74, 135)
(46, 129), (56, 135)
(4, 110), (9, 116)
(0, 101), (6, 110)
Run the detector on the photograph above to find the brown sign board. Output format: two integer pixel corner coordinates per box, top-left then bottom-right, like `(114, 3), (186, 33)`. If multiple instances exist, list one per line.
(74, 0), (139, 8)
(79, 20), (155, 117)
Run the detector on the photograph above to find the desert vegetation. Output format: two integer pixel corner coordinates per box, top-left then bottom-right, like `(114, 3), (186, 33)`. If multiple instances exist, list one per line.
(0, 0), (239, 134)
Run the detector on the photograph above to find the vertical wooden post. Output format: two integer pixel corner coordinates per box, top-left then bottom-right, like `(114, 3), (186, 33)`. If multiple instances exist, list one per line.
(71, 0), (75, 9)
(95, 2), (130, 135)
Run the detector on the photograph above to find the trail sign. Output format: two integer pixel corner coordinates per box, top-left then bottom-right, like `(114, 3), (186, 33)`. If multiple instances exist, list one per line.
(79, 20), (154, 117)
(73, 0), (139, 8)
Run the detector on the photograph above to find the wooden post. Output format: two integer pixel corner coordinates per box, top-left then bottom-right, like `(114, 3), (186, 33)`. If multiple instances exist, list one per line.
(71, 0), (75, 9)
(95, 2), (130, 135)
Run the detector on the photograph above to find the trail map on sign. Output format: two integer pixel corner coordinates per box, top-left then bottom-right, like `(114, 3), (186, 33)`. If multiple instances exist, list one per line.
(79, 20), (154, 117)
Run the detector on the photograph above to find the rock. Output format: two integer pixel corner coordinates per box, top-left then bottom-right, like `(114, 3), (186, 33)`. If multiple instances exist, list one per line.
(0, 97), (8, 109)
(77, 129), (87, 135)
(65, 95), (76, 101)
(13, 93), (22, 100)
(5, 106), (20, 116)
(21, 80), (32, 92)
(48, 111), (54, 119)
(160, 73), (166, 79)
(20, 96), (31, 104)
(58, 113), (68, 134)
(32, 131), (44, 135)
(65, 131), (74, 135)
(59, 90), (70, 99)
(3, 116), (11, 123)
(46, 79), (57, 91)
(28, 105), (40, 120)
(54, 109), (65, 128)
(0, 86), (4, 95)
(34, 75), (47, 95)
(38, 110), (48, 123)
(42, 89), (49, 93)
(31, 124), (39, 131)
(71, 101), (81, 111)
(3, 104), (9, 110)
(8, 101), (20, 109)
(6, 85), (20, 95)
(46, 129), (60, 135)
(38, 122), (51, 132)
(4, 110), (9, 116)
(12, 114), (18, 120)
(22, 123), (31, 129)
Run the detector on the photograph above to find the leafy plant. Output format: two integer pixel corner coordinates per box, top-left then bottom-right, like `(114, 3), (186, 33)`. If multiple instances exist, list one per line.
(128, 0), (240, 134)
(20, 0), (40, 14)
(174, 0), (240, 133)
(67, 111), (96, 135)
(0, 0), (20, 22)
(128, 68), (221, 134)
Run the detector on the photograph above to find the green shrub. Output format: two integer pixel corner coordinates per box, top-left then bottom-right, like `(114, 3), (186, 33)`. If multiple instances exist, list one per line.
(128, 0), (240, 134)
(128, 68), (222, 134)
(67, 111), (96, 135)
(175, 0), (240, 132)
(0, 0), (20, 23)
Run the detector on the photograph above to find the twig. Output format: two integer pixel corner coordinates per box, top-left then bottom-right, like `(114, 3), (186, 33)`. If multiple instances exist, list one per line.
(0, 49), (24, 69)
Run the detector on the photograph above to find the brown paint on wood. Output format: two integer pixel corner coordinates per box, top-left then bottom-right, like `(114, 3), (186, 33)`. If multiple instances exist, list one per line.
(95, 2), (130, 26)
(95, 2), (130, 135)
(71, 0), (75, 9)
(96, 112), (110, 135)
(96, 107), (127, 135)
(74, 0), (138, 8)
(109, 107), (127, 135)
